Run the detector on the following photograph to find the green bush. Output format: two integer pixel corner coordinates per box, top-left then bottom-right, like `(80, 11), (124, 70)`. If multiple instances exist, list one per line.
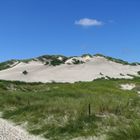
(137, 71), (140, 75)
(50, 59), (63, 66)
(82, 54), (93, 57)
(73, 59), (84, 64)
(22, 70), (28, 75)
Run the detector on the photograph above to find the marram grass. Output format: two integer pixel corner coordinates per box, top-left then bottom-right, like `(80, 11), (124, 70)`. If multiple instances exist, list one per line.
(0, 78), (140, 139)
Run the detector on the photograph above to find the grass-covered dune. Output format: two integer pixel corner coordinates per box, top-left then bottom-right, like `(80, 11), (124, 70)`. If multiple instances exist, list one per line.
(0, 78), (140, 140)
(0, 59), (18, 70)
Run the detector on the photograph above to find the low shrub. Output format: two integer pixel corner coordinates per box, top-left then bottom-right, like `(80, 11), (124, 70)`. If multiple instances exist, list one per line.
(22, 70), (28, 75)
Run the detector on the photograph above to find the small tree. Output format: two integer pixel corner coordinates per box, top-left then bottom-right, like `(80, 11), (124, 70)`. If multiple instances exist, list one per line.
(22, 70), (28, 75)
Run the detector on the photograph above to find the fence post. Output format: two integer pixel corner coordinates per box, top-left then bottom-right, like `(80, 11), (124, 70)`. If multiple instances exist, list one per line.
(88, 103), (91, 116)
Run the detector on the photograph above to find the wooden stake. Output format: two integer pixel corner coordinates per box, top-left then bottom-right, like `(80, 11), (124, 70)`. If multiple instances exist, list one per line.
(88, 103), (91, 116)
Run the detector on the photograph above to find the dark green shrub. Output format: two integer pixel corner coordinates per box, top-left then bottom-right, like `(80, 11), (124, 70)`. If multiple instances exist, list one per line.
(45, 61), (49, 65)
(50, 59), (63, 66)
(82, 54), (92, 57)
(100, 72), (104, 76)
(73, 59), (84, 64)
(137, 71), (140, 75)
(120, 73), (125, 76)
(22, 70), (28, 75)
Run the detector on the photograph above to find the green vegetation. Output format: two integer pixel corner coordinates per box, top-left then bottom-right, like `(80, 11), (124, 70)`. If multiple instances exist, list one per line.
(36, 55), (69, 66)
(22, 70), (28, 75)
(107, 120), (140, 140)
(137, 71), (140, 75)
(0, 78), (140, 139)
(37, 55), (68, 66)
(21, 58), (37, 63)
(72, 58), (84, 64)
(95, 54), (140, 65)
(50, 59), (64, 66)
(120, 73), (125, 76)
(81, 54), (93, 58)
(0, 60), (18, 70)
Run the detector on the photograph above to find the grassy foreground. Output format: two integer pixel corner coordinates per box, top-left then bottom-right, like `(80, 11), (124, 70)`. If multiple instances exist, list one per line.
(0, 78), (140, 140)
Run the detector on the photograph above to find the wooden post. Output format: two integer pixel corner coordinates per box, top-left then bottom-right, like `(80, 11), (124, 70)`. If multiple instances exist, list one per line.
(88, 103), (91, 116)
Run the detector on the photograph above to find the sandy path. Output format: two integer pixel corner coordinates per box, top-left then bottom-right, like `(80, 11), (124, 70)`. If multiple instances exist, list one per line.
(0, 118), (46, 140)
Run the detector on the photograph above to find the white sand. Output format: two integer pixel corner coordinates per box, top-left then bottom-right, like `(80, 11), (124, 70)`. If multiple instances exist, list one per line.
(120, 84), (136, 90)
(0, 56), (140, 83)
(0, 118), (45, 140)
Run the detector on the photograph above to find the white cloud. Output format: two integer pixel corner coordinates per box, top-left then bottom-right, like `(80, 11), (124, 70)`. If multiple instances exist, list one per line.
(75, 18), (103, 27)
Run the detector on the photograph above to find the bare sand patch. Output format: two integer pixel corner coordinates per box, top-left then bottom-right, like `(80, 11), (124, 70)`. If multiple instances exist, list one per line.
(120, 84), (136, 90)
(0, 118), (46, 140)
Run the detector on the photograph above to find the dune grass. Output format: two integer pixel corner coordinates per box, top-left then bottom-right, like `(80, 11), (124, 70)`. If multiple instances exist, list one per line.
(0, 78), (140, 139)
(107, 120), (140, 140)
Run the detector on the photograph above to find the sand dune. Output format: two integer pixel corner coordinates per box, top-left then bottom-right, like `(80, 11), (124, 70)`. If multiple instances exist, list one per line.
(0, 56), (140, 83)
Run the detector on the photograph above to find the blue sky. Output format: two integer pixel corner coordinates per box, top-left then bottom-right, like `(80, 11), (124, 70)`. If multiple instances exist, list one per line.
(0, 0), (140, 62)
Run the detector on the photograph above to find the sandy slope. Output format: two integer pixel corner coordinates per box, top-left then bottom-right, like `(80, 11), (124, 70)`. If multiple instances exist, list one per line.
(121, 84), (136, 90)
(0, 56), (140, 83)
(0, 118), (45, 140)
